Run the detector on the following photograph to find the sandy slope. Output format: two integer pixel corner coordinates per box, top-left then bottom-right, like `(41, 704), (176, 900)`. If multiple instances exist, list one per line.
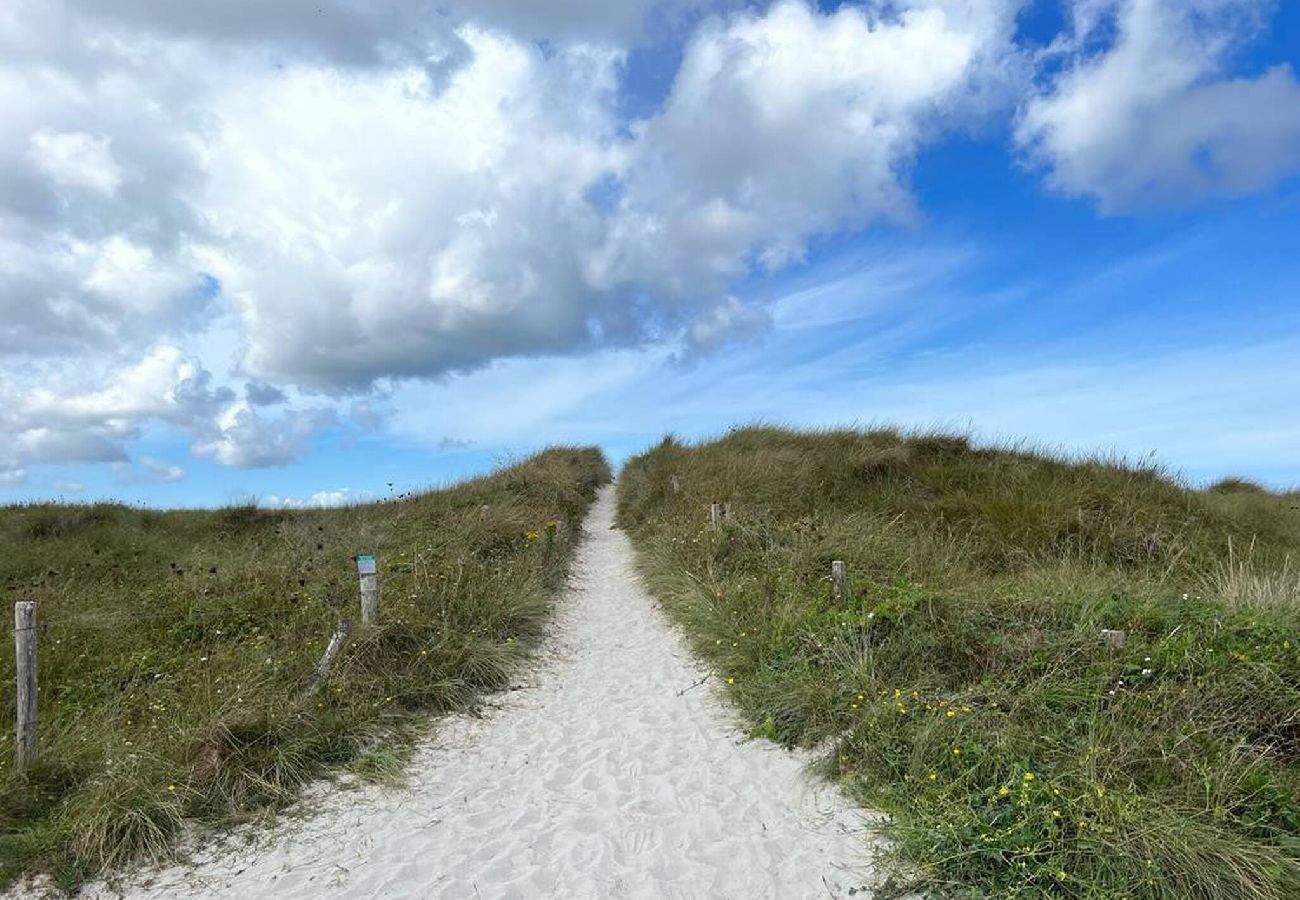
(47, 486), (879, 899)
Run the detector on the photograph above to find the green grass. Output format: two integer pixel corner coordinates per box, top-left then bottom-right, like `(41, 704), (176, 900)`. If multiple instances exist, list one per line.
(0, 447), (610, 889)
(617, 426), (1300, 899)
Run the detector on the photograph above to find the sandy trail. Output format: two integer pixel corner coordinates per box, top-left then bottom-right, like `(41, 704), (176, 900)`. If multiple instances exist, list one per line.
(57, 486), (879, 899)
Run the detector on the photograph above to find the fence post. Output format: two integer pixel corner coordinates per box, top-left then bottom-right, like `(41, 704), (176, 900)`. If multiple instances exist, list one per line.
(710, 502), (723, 528)
(831, 561), (847, 601)
(356, 554), (380, 626)
(1101, 629), (1126, 651)
(305, 619), (353, 694)
(14, 601), (37, 773)
(670, 475), (681, 495)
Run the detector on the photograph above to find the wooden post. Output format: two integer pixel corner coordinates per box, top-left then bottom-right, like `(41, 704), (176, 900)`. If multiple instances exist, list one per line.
(831, 561), (847, 601)
(710, 502), (723, 528)
(670, 475), (681, 495)
(356, 554), (380, 625)
(14, 601), (37, 773)
(305, 619), (353, 694)
(479, 504), (490, 521)
(1101, 628), (1126, 651)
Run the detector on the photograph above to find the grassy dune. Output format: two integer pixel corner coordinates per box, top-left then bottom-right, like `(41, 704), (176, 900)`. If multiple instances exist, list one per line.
(0, 447), (610, 890)
(618, 427), (1300, 899)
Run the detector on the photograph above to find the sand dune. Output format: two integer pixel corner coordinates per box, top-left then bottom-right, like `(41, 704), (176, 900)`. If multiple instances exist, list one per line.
(51, 486), (879, 899)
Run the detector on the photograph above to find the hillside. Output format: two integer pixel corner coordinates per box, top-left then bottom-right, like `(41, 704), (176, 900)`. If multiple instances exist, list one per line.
(0, 448), (610, 889)
(617, 427), (1300, 899)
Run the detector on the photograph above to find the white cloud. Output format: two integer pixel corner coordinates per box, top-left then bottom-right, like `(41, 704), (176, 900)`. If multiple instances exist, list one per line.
(594, 0), (1023, 346)
(438, 0), (714, 43)
(193, 402), (336, 468)
(6, 0), (1293, 489)
(0, 0), (1033, 480)
(262, 487), (375, 509)
(194, 31), (627, 389)
(139, 456), (185, 482)
(1017, 0), (1300, 210)
(52, 479), (84, 492)
(1, 347), (333, 472)
(28, 130), (123, 196)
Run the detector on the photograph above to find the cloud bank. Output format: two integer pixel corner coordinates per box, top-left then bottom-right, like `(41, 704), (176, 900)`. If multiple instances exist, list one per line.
(2, 0), (1296, 484)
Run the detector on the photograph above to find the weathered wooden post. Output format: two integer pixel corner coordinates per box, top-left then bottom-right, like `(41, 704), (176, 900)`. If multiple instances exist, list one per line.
(14, 601), (37, 772)
(831, 561), (847, 601)
(305, 619), (353, 694)
(356, 554), (380, 626)
(479, 504), (490, 522)
(1101, 628), (1126, 651)
(710, 502), (723, 528)
(670, 475), (682, 495)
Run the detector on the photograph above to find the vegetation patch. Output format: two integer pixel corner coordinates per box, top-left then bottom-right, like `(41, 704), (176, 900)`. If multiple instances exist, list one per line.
(618, 427), (1300, 899)
(0, 447), (610, 889)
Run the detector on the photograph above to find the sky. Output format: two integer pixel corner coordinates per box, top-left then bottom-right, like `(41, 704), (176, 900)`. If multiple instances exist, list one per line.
(2, 0), (1298, 508)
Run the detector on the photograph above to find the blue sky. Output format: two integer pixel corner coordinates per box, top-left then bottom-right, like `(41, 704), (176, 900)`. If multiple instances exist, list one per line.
(2, 0), (1299, 507)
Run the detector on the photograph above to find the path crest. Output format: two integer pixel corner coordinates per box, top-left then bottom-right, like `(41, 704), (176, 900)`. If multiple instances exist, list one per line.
(58, 486), (878, 899)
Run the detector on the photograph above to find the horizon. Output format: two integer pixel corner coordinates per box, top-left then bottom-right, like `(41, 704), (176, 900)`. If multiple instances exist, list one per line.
(2, 423), (1289, 512)
(3, 0), (1299, 508)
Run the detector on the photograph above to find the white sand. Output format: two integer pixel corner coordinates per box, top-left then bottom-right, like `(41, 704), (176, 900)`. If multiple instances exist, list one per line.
(32, 486), (880, 899)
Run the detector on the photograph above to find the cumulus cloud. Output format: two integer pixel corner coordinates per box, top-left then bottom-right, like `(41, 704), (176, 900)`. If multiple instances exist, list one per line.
(593, 0), (1024, 346)
(195, 31), (627, 389)
(0, 0), (1032, 480)
(28, 131), (123, 196)
(6, 0), (1292, 485)
(193, 403), (336, 469)
(439, 0), (715, 44)
(262, 487), (375, 509)
(1, 346), (332, 472)
(139, 456), (185, 482)
(1017, 0), (1300, 211)
(245, 380), (287, 407)
(606, 2), (1019, 272)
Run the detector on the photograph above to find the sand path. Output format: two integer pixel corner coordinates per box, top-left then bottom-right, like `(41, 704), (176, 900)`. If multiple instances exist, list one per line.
(61, 486), (878, 899)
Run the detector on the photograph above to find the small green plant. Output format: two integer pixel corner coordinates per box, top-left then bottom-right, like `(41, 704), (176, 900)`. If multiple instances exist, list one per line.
(618, 426), (1300, 899)
(0, 447), (610, 889)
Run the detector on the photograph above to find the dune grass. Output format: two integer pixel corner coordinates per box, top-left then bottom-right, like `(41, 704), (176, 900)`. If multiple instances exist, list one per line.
(617, 427), (1300, 899)
(0, 447), (610, 890)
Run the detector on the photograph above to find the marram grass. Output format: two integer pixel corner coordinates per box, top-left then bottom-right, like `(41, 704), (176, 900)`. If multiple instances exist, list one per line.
(0, 447), (610, 890)
(618, 426), (1300, 899)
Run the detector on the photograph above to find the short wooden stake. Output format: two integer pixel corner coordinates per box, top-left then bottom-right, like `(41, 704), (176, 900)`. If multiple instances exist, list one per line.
(670, 475), (682, 495)
(14, 601), (37, 773)
(1101, 629), (1126, 651)
(356, 554), (380, 625)
(831, 561), (847, 601)
(710, 502), (723, 528)
(305, 619), (353, 694)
